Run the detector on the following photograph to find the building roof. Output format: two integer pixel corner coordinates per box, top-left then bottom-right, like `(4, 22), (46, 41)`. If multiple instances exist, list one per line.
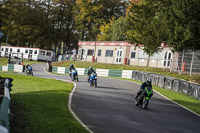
(1, 45), (53, 52)
(78, 41), (132, 46)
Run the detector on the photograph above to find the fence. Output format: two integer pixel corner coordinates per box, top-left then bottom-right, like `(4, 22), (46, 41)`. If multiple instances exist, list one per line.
(0, 77), (13, 133)
(51, 66), (200, 100)
(171, 50), (200, 75)
(0, 64), (23, 72)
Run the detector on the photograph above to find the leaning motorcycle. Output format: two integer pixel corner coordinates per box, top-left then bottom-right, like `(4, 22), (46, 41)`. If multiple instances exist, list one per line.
(135, 86), (153, 109)
(26, 70), (33, 76)
(89, 73), (97, 87)
(70, 69), (79, 82)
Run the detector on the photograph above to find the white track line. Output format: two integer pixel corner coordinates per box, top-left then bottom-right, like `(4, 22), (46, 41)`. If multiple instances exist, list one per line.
(44, 67), (94, 133)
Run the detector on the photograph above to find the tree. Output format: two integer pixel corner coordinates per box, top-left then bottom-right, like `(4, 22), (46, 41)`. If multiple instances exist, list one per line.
(75, 0), (128, 41)
(160, 0), (200, 52)
(127, 0), (164, 67)
(97, 16), (128, 41)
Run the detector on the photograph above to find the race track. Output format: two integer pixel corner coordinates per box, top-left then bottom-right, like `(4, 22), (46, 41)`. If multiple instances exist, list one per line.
(32, 63), (200, 133)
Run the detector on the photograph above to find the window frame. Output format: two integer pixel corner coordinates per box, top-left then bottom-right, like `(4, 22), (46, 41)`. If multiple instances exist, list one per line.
(97, 49), (102, 56)
(40, 51), (45, 55)
(46, 52), (51, 56)
(105, 50), (113, 57)
(130, 51), (136, 59)
(87, 49), (94, 56)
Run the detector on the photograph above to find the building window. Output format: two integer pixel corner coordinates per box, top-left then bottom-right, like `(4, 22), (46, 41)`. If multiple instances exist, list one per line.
(34, 50), (37, 54)
(25, 49), (28, 53)
(46, 52), (51, 56)
(105, 50), (113, 57)
(1, 48), (4, 51)
(40, 51), (45, 55)
(17, 49), (20, 52)
(97, 50), (101, 56)
(131, 51), (136, 59)
(5, 48), (8, 52)
(87, 49), (94, 56)
(163, 51), (172, 67)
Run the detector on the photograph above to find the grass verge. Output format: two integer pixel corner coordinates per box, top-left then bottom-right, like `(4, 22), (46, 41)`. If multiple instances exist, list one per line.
(0, 57), (45, 66)
(0, 73), (88, 133)
(109, 77), (200, 115)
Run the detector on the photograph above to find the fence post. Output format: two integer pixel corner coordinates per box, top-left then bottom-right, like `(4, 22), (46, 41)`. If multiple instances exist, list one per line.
(181, 50), (185, 74)
(190, 51), (195, 76)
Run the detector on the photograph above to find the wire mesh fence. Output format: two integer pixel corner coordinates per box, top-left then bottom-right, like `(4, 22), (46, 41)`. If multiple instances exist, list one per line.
(171, 50), (200, 75)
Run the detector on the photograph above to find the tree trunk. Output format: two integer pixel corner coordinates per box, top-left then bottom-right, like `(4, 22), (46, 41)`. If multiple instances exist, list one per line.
(147, 55), (150, 67)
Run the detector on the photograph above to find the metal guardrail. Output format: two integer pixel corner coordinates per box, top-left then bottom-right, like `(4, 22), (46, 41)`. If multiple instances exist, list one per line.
(0, 77), (13, 133)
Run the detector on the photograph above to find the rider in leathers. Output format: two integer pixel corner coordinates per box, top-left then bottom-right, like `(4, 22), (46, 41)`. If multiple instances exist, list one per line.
(135, 78), (153, 99)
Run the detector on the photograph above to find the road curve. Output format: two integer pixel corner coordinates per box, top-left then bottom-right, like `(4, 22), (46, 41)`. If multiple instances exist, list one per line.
(32, 63), (200, 133)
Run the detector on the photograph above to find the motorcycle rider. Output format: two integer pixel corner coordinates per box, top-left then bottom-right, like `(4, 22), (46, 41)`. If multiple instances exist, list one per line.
(69, 64), (76, 78)
(25, 63), (32, 74)
(135, 78), (153, 99)
(87, 66), (96, 82)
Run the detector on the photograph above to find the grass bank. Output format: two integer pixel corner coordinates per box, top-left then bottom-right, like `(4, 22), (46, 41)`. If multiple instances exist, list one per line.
(52, 60), (200, 84)
(0, 73), (88, 133)
(111, 77), (200, 115)
(0, 57), (44, 66)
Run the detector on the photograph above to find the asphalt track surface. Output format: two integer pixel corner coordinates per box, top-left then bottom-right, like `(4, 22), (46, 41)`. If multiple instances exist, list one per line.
(32, 63), (200, 133)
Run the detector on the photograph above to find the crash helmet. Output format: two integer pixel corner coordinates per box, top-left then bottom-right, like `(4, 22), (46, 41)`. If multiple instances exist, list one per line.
(146, 78), (152, 85)
(89, 66), (92, 70)
(70, 64), (73, 67)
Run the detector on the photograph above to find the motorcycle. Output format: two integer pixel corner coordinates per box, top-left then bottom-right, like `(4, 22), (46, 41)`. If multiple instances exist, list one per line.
(26, 70), (33, 76)
(135, 86), (153, 109)
(70, 69), (79, 82)
(89, 73), (97, 87)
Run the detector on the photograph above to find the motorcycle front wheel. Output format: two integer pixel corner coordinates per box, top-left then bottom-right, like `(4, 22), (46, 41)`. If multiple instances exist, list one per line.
(142, 98), (149, 109)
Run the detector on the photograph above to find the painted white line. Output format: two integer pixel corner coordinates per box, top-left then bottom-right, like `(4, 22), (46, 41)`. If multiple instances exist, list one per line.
(115, 78), (200, 117)
(43, 67), (94, 133)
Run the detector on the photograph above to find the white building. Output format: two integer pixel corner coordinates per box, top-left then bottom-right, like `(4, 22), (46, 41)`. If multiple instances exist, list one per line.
(78, 41), (173, 68)
(0, 46), (53, 61)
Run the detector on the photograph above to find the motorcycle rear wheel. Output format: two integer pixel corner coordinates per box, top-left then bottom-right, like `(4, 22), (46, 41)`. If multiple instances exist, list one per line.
(135, 98), (139, 106)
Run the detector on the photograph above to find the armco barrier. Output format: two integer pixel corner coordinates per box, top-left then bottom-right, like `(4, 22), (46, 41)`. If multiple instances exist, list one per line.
(96, 69), (109, 77)
(171, 79), (180, 92)
(158, 75), (165, 88)
(164, 77), (176, 90)
(188, 83), (200, 99)
(121, 70), (132, 79)
(132, 71), (138, 80)
(50, 66), (200, 100)
(179, 81), (190, 95)
(0, 65), (23, 73)
(76, 68), (85, 75)
(135, 71), (142, 81)
(108, 70), (122, 77)
(148, 74), (159, 86)
(0, 77), (13, 133)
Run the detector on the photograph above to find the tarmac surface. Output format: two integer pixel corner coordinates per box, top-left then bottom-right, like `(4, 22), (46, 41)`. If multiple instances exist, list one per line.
(32, 63), (200, 133)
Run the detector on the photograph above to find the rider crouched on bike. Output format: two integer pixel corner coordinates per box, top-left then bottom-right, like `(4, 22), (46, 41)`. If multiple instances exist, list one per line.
(87, 66), (96, 82)
(25, 63), (32, 74)
(69, 64), (76, 78)
(135, 78), (153, 99)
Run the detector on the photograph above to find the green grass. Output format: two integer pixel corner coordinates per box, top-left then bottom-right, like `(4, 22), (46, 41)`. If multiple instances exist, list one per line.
(0, 73), (88, 133)
(0, 57), (44, 66)
(52, 60), (200, 84)
(109, 77), (200, 115)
